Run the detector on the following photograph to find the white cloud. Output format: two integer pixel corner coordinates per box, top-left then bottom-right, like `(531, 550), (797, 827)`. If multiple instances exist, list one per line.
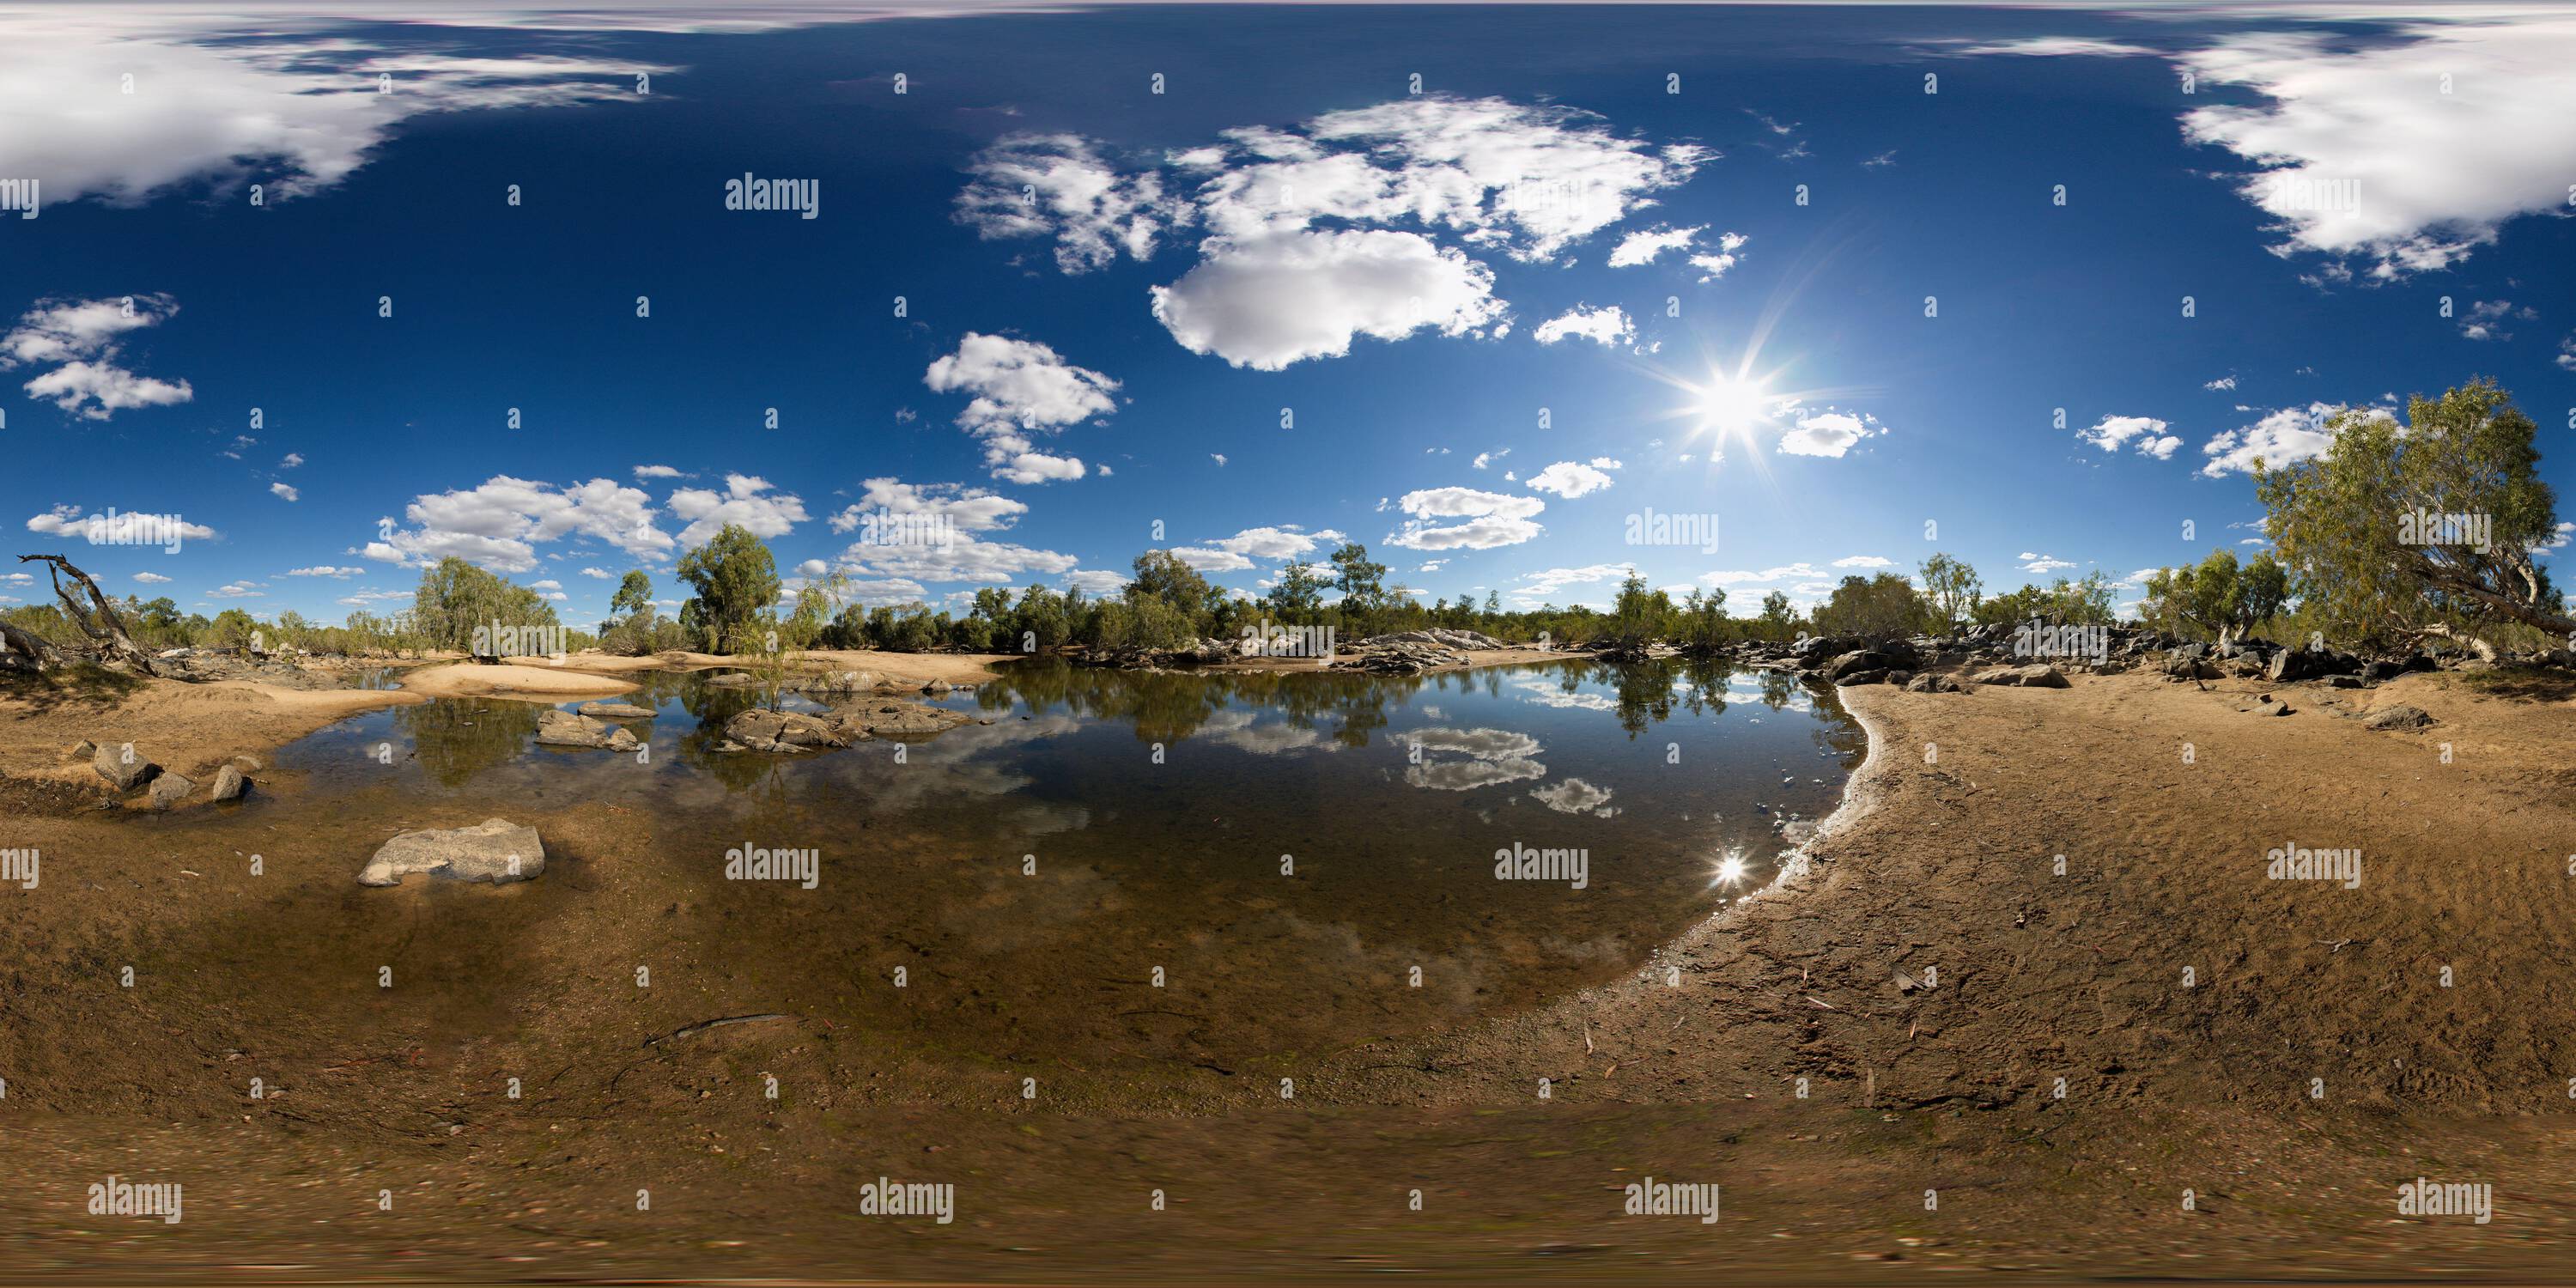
(209, 580), (265, 598)
(363, 476), (672, 574)
(1387, 486), (1546, 551)
(1531, 304), (1634, 348)
(2457, 299), (2529, 341)
(1210, 453), (1228, 467)
(633, 464), (683, 479)
(1472, 448), (1510, 470)
(283, 565), (362, 578)
(1524, 460), (1617, 498)
(1953, 36), (2157, 58)
(1686, 231), (1747, 283)
(279, 452), (304, 468)
(1202, 526), (1327, 560)
(0, 15), (670, 210)
(1608, 224), (1702, 267)
(2182, 18), (2576, 277)
(2136, 434), (2184, 460)
(1150, 228), (1505, 371)
(955, 133), (1178, 273)
(924, 331), (1116, 483)
(2203, 376), (2237, 391)
(1170, 545), (1254, 573)
(580, 567), (612, 579)
(1778, 409), (1882, 459)
(269, 481), (299, 501)
(529, 578), (562, 591)
(1064, 568), (1130, 595)
(1698, 562), (1822, 587)
(829, 477), (1027, 535)
(2559, 335), (2576, 371)
(25, 503), (215, 544)
(665, 473), (809, 546)
(2077, 414), (2168, 453)
(2198, 402), (2391, 478)
(131, 571), (171, 584)
(2020, 554), (2076, 574)
(0, 294), (193, 419)
(1831, 556), (1891, 568)
(1512, 563), (1631, 599)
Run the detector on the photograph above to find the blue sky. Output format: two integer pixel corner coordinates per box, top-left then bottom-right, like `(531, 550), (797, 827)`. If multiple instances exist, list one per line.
(4, 2), (2573, 625)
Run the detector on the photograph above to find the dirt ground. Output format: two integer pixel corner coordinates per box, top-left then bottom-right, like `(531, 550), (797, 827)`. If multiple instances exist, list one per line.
(2, 660), (2573, 1283)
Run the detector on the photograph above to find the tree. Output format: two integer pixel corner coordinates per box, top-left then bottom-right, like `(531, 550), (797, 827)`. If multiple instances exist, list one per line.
(2143, 550), (2288, 646)
(2257, 380), (2569, 656)
(1675, 586), (1729, 651)
(611, 571), (653, 619)
(1129, 550), (1221, 633)
(1918, 553), (1982, 632)
(1328, 542), (1389, 626)
(674, 524), (781, 653)
(1813, 573), (1926, 640)
(1757, 590), (1796, 640)
(412, 556), (556, 653)
(1265, 560), (1327, 620)
(1605, 569), (1674, 651)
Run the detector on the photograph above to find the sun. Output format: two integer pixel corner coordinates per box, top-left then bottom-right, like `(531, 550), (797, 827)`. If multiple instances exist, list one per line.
(1710, 850), (1751, 888)
(1694, 374), (1772, 434)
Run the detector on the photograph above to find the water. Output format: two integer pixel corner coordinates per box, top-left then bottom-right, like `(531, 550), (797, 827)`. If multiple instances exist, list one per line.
(170, 659), (1862, 1073)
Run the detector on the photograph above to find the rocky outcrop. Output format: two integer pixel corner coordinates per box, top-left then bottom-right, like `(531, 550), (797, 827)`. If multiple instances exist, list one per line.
(1971, 664), (2071, 689)
(535, 708), (641, 751)
(720, 697), (973, 752)
(575, 701), (657, 720)
(359, 818), (545, 887)
(2364, 705), (2434, 731)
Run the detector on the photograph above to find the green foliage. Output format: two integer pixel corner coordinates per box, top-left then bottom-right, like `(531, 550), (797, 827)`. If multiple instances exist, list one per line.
(1971, 572), (2117, 629)
(2142, 549), (2288, 643)
(1917, 553), (1982, 631)
(411, 556), (558, 651)
(1813, 573), (1927, 639)
(675, 524), (781, 653)
(2256, 379), (2568, 652)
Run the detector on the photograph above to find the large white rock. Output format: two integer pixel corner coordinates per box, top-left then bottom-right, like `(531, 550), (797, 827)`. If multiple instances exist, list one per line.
(359, 818), (545, 888)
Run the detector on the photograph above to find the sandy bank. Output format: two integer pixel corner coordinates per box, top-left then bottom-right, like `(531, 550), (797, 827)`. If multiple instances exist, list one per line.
(398, 661), (641, 700)
(0, 673), (422, 783)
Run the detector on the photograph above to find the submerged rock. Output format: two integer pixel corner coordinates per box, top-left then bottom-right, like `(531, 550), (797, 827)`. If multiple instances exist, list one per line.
(359, 818), (545, 887)
(535, 708), (640, 751)
(722, 697), (975, 752)
(576, 701), (657, 720)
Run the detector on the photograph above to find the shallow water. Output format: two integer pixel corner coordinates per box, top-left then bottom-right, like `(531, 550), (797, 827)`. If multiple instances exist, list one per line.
(158, 658), (1862, 1073)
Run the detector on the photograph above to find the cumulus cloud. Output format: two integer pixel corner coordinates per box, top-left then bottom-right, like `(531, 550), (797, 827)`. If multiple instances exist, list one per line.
(1688, 231), (1747, 282)
(632, 464), (683, 479)
(362, 476), (671, 574)
(1831, 556), (1892, 568)
(829, 477), (1027, 536)
(283, 565), (362, 577)
(269, 481), (299, 501)
(2077, 414), (2170, 455)
(2203, 375), (2237, 391)
(923, 331), (1116, 483)
(1607, 224), (1702, 267)
(966, 95), (1710, 368)
(665, 473), (808, 546)
(1524, 459), (1618, 498)
(1387, 486), (1546, 551)
(0, 294), (193, 419)
(829, 477), (1079, 586)
(25, 503), (215, 544)
(1532, 304), (1635, 348)
(2181, 18), (2576, 277)
(1064, 568), (1130, 595)
(1778, 409), (1884, 459)
(2198, 402), (2391, 477)
(1151, 228), (1506, 370)
(131, 571), (172, 584)
(1512, 563), (1631, 599)
(1472, 447), (1510, 470)
(1698, 562), (1822, 587)
(2020, 553), (2076, 574)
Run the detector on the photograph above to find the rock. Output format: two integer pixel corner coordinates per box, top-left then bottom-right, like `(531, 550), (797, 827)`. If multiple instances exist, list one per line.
(2364, 705), (2434, 731)
(1971, 665), (2069, 688)
(92, 744), (159, 792)
(2269, 645), (2361, 683)
(71, 739), (96, 758)
(1826, 649), (1888, 681)
(1835, 668), (1890, 687)
(800, 670), (876, 693)
(920, 679), (951, 696)
(2251, 698), (2292, 717)
(210, 765), (248, 802)
(1905, 672), (1963, 693)
(2327, 675), (2362, 689)
(145, 772), (195, 809)
(1365, 628), (1507, 652)
(536, 708), (642, 751)
(1872, 639), (1922, 670)
(359, 818), (544, 887)
(228, 754), (264, 774)
(704, 671), (757, 688)
(575, 701), (656, 720)
(724, 707), (864, 752)
(2164, 655), (2221, 680)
